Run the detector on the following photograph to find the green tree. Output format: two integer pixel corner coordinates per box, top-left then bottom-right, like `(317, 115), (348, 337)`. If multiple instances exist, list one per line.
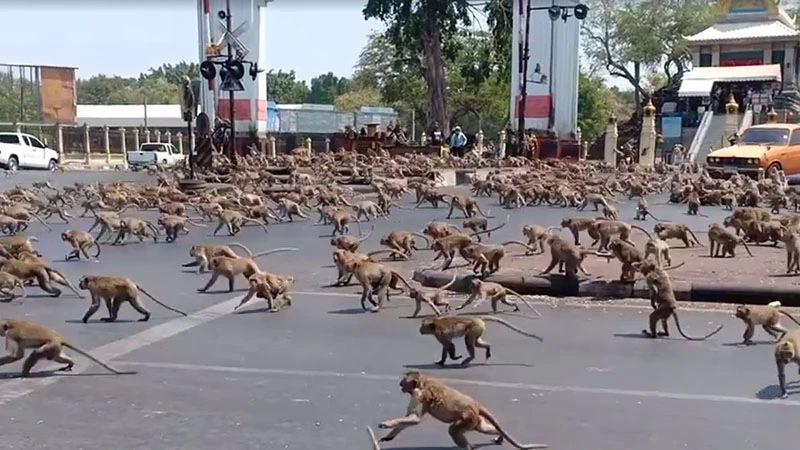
(76, 75), (139, 104)
(363, 0), (478, 131)
(582, 0), (713, 109)
(0, 73), (40, 122)
(334, 86), (384, 112)
(138, 62), (200, 85)
(484, 0), (513, 81)
(266, 69), (309, 104)
(577, 72), (612, 141)
(306, 72), (351, 104)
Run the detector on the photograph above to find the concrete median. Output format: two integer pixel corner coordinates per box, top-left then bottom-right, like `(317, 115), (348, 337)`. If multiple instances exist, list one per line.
(412, 269), (800, 306)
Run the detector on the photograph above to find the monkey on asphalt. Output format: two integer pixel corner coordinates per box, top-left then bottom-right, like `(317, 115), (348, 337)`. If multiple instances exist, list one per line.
(775, 328), (800, 398)
(419, 315), (543, 367)
(0, 319), (135, 377)
(734, 302), (800, 345)
(372, 371), (548, 449)
(456, 279), (541, 315)
(78, 275), (187, 323)
(61, 229), (101, 261)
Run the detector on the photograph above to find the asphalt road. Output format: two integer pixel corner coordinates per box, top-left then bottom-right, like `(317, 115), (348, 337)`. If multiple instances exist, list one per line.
(0, 170), (794, 450)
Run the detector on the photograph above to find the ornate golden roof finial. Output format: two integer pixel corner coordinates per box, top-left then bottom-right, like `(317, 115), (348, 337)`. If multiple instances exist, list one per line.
(725, 93), (739, 114)
(643, 98), (656, 117)
(767, 105), (779, 123)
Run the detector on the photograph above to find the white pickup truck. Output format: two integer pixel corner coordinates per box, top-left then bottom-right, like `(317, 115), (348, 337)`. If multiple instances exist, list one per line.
(0, 132), (60, 171)
(126, 143), (185, 167)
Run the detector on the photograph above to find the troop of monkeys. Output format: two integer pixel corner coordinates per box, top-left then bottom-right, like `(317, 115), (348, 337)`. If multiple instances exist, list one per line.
(2, 151), (800, 449)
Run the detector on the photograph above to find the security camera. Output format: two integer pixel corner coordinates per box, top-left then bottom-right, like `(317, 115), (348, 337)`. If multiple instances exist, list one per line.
(217, 10), (228, 20)
(574, 4), (589, 20)
(547, 6), (561, 21)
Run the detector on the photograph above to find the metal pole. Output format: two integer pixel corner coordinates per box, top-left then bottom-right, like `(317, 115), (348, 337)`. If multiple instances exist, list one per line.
(411, 109), (416, 144)
(143, 95), (149, 129)
(517, 0), (532, 158)
(226, 0), (237, 166)
(188, 121), (195, 179)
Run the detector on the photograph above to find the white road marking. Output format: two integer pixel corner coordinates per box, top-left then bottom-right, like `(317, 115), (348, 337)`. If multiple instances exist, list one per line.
(114, 360), (800, 407)
(0, 295), (246, 405)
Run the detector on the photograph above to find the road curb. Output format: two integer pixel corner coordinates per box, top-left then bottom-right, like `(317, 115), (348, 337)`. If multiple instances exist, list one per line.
(412, 270), (800, 305)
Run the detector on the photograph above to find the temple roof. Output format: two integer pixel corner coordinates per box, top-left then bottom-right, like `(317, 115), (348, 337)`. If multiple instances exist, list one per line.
(686, 20), (799, 43)
(686, 0), (799, 44)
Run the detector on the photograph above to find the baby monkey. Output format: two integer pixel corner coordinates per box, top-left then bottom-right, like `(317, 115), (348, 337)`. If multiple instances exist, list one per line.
(734, 301), (800, 345)
(61, 229), (101, 261)
(0, 319), (135, 377)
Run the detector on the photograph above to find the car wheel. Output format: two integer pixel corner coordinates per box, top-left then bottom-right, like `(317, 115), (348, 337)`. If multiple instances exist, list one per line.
(48, 159), (58, 172)
(7, 156), (19, 172)
(162, 159), (168, 164)
(768, 162), (782, 173)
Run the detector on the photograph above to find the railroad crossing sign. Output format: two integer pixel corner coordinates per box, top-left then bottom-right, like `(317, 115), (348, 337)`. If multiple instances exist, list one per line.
(214, 19), (250, 61)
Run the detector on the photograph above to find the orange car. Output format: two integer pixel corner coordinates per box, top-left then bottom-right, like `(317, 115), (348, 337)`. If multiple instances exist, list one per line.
(705, 123), (800, 178)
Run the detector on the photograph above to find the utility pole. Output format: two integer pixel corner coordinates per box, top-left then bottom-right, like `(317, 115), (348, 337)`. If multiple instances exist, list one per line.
(224, 0), (237, 165)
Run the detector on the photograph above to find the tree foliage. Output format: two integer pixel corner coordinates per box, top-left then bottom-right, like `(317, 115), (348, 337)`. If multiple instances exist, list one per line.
(306, 72), (351, 105)
(0, 73), (40, 123)
(334, 87), (383, 112)
(582, 0), (713, 108)
(265, 69), (309, 104)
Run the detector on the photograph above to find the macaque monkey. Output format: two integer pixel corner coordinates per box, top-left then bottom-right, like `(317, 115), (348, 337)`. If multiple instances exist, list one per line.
(521, 224), (555, 255)
(0, 235), (39, 257)
(330, 249), (404, 286)
(78, 275), (187, 323)
(460, 241), (533, 275)
(316, 205), (340, 225)
(606, 238), (645, 281)
(330, 225), (374, 252)
(380, 230), (431, 258)
(158, 214), (208, 243)
(329, 209), (363, 236)
(781, 227), (800, 274)
(654, 222), (703, 247)
(419, 316), (543, 367)
(405, 271), (458, 318)
(560, 217), (602, 246)
(462, 217), (489, 241)
(0, 319), (135, 377)
(634, 197), (663, 221)
(351, 200), (388, 221)
(373, 371), (548, 449)
(40, 204), (73, 223)
(576, 193), (616, 212)
(61, 229), (101, 261)
(456, 279), (540, 315)
(683, 191), (707, 217)
(352, 259), (413, 311)
(276, 198), (311, 222)
(635, 260), (724, 340)
(445, 195), (494, 219)
(588, 220), (649, 252)
(775, 328), (800, 398)
(421, 220), (461, 241)
(602, 204), (618, 220)
(734, 302), (800, 345)
(430, 233), (476, 270)
(0, 259), (82, 298)
(643, 236), (672, 267)
(112, 217), (160, 245)
(708, 223), (754, 257)
(541, 233), (599, 279)
(182, 242), (254, 273)
(0, 272), (26, 302)
(233, 272), (294, 312)
(197, 247), (299, 292)
(213, 210), (270, 236)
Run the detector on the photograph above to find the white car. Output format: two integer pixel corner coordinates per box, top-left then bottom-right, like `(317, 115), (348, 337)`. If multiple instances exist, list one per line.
(126, 143), (185, 167)
(0, 132), (60, 171)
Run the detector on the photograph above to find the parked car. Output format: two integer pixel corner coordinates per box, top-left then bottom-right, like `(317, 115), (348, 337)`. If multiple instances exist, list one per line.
(126, 143), (185, 167)
(0, 132), (60, 171)
(706, 123), (800, 179)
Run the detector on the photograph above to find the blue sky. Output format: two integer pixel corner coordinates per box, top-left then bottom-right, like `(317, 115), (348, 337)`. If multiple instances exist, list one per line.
(2, 1), (623, 88)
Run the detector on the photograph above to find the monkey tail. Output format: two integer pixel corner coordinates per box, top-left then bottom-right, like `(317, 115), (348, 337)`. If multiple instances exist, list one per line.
(186, 217), (209, 228)
(478, 408), (549, 449)
(145, 221), (161, 236)
(391, 271), (414, 291)
(30, 213), (52, 231)
(481, 316), (543, 342)
(137, 286), (188, 316)
(13, 281), (27, 304)
(662, 261), (686, 271)
(359, 225), (375, 242)
(473, 215), (509, 237)
(646, 211), (665, 222)
(411, 232), (431, 249)
(504, 288), (543, 317)
(630, 224), (652, 239)
(62, 342), (136, 375)
(366, 249), (409, 261)
(436, 270), (458, 292)
(687, 228), (705, 247)
(251, 247), (300, 259)
(500, 240), (535, 253)
(740, 238), (754, 256)
(779, 309), (800, 327)
(475, 203), (495, 218)
(366, 426), (382, 450)
(47, 269), (84, 298)
(672, 312), (724, 341)
(228, 243), (254, 257)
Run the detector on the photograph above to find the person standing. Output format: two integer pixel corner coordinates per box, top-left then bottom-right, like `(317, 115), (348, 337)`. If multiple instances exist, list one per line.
(449, 126), (467, 157)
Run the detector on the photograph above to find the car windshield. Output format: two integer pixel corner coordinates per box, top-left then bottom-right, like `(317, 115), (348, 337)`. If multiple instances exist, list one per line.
(739, 128), (790, 146)
(139, 144), (166, 152)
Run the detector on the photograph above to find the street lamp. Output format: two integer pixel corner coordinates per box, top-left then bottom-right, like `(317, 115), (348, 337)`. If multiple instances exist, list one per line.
(517, 2), (588, 157)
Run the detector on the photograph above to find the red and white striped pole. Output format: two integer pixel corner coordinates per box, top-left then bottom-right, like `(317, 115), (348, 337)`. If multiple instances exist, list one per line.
(203, 0), (215, 91)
